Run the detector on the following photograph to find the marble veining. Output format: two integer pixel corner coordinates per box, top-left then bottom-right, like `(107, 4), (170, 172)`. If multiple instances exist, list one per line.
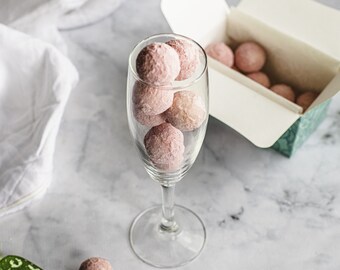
(1, 0), (340, 269)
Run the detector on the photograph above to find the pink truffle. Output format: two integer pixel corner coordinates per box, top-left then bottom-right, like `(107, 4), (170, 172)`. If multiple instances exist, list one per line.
(165, 91), (206, 131)
(144, 123), (185, 171)
(247, 72), (271, 88)
(205, 42), (234, 67)
(270, 84), (296, 102)
(296, 91), (318, 112)
(235, 42), (266, 73)
(136, 42), (180, 85)
(132, 81), (174, 115)
(79, 257), (112, 270)
(231, 65), (240, 72)
(166, 39), (200, 81)
(134, 105), (166, 127)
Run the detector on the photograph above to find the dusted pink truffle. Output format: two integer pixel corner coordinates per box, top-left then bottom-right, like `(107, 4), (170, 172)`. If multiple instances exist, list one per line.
(132, 81), (173, 115)
(235, 42), (266, 73)
(205, 42), (234, 67)
(231, 65), (240, 72)
(144, 123), (185, 171)
(79, 257), (112, 270)
(165, 91), (206, 131)
(136, 42), (180, 85)
(166, 39), (200, 81)
(296, 91), (318, 111)
(247, 72), (271, 88)
(134, 105), (165, 127)
(270, 84), (296, 102)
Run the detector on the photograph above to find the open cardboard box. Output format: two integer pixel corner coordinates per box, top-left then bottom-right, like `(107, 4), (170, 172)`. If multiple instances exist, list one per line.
(161, 0), (340, 157)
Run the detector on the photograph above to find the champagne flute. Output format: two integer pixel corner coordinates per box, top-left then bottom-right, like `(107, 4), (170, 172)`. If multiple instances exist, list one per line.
(127, 33), (208, 268)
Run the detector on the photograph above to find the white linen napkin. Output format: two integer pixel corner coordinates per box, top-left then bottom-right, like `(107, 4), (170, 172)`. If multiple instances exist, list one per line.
(0, 0), (124, 48)
(0, 0), (68, 53)
(0, 0), (123, 217)
(0, 1), (79, 217)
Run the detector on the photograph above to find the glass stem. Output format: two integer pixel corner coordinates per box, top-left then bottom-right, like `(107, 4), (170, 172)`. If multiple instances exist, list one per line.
(160, 184), (179, 233)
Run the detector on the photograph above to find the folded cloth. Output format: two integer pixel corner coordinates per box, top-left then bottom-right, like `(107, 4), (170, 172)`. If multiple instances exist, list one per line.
(0, 0), (68, 53)
(0, 0), (124, 47)
(0, 0), (123, 217)
(0, 2), (79, 217)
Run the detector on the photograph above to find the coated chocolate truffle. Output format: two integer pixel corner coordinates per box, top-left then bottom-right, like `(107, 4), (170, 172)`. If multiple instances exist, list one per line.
(165, 91), (206, 131)
(132, 81), (173, 115)
(79, 257), (112, 270)
(247, 72), (271, 88)
(205, 42), (234, 67)
(133, 105), (166, 127)
(136, 42), (180, 85)
(166, 39), (200, 81)
(144, 123), (185, 171)
(235, 42), (266, 73)
(270, 84), (296, 102)
(296, 91), (318, 111)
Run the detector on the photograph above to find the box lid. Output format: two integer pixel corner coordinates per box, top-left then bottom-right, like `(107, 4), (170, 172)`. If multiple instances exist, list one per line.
(237, 0), (340, 61)
(161, 0), (230, 47)
(162, 0), (340, 60)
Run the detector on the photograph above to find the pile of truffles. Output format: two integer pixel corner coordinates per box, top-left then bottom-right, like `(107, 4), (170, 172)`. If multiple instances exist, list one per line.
(206, 41), (319, 112)
(133, 40), (206, 171)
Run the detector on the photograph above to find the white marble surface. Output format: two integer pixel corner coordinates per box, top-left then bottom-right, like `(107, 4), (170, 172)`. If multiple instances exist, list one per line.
(1, 0), (340, 269)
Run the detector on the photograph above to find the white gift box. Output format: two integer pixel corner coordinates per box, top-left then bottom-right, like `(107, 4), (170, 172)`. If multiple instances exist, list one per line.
(161, 0), (340, 156)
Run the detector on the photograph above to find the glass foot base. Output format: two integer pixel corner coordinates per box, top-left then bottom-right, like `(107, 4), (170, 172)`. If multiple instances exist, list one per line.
(129, 205), (206, 268)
